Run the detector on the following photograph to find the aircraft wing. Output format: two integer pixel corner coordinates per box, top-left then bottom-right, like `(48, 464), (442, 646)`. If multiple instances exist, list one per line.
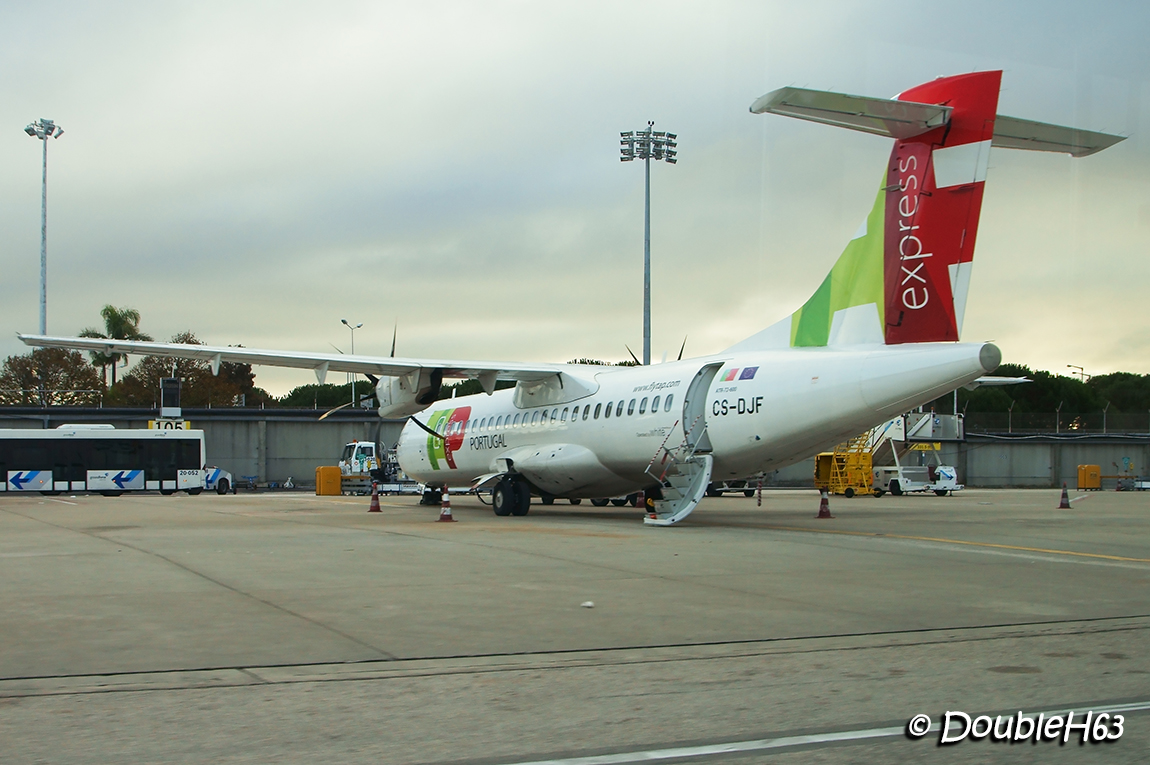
(17, 334), (568, 385)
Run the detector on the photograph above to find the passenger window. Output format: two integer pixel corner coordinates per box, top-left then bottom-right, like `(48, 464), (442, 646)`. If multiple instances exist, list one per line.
(664, 394), (674, 412)
(561, 408), (569, 422)
(651, 395), (660, 412)
(616, 400), (624, 417)
(551, 408), (558, 422)
(639, 397), (648, 414)
(583, 406), (591, 421)
(604, 401), (612, 418)
(593, 403), (601, 419)
(531, 410), (540, 425)
(513, 413), (521, 426)
(627, 399), (636, 415)
(495, 416), (502, 428)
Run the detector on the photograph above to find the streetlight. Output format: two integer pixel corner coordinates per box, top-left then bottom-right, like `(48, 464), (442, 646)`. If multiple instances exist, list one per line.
(341, 318), (362, 406)
(24, 118), (63, 336)
(1067, 364), (1089, 382)
(620, 122), (677, 366)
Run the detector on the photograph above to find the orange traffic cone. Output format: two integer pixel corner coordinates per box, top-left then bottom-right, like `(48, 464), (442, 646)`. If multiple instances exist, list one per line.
(368, 482), (381, 513)
(437, 491), (456, 522)
(1058, 482), (1071, 509)
(816, 489), (834, 519)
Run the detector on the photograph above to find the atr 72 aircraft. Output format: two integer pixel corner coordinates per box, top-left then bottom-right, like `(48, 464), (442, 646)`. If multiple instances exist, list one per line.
(22, 71), (1123, 525)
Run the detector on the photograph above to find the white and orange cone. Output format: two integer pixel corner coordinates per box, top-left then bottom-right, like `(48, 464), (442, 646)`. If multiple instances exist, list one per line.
(816, 489), (834, 519)
(437, 491), (455, 522)
(1058, 482), (1071, 509)
(368, 482), (381, 513)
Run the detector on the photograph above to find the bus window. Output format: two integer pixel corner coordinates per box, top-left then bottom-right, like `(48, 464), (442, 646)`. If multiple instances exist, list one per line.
(639, 397), (648, 414)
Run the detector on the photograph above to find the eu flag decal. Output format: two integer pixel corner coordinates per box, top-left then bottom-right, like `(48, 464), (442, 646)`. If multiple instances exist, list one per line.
(739, 367), (759, 380)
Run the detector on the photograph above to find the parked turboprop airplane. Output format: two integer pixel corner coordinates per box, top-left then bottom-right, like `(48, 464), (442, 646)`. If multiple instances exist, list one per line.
(21, 71), (1123, 525)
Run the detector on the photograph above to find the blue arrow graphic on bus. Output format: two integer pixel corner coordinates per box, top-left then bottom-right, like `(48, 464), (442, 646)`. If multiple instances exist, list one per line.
(9, 472), (37, 489)
(112, 470), (142, 489)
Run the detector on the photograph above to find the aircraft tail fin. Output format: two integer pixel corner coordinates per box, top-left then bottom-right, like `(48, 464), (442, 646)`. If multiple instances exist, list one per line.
(729, 70), (1122, 353)
(761, 71), (1003, 350)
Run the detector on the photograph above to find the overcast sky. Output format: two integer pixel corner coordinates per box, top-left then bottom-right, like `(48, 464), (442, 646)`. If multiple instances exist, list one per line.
(1, 1), (1147, 395)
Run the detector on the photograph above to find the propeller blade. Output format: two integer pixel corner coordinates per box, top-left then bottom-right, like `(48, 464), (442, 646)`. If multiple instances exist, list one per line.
(318, 400), (354, 421)
(625, 345), (641, 365)
(408, 415), (446, 441)
(678, 336), (687, 361)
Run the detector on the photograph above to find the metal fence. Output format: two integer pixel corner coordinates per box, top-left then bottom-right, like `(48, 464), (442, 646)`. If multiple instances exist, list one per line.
(965, 411), (1150, 435)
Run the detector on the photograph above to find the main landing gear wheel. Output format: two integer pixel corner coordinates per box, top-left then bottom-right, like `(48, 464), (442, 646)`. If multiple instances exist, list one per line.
(568, 498), (582, 505)
(511, 481), (531, 516)
(492, 480), (514, 516)
(610, 498), (628, 507)
(541, 495), (555, 506)
(590, 498), (610, 507)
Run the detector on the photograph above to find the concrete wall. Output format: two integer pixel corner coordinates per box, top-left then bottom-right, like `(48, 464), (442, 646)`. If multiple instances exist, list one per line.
(3, 408), (1148, 488)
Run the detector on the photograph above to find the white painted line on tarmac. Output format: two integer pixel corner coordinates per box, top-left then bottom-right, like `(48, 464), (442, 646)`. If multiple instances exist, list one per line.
(503, 700), (1150, 765)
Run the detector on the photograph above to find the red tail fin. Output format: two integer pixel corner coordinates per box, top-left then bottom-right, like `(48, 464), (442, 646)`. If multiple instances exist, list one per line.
(883, 71), (1000, 343)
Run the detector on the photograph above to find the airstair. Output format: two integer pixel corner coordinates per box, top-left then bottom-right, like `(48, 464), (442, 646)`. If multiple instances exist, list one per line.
(643, 413), (714, 526)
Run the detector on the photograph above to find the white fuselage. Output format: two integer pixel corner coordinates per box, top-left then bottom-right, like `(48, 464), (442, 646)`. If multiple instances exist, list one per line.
(396, 342), (999, 498)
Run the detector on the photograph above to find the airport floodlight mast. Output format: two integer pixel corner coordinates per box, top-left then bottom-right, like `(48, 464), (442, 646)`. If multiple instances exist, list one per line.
(24, 119), (63, 336)
(620, 122), (676, 366)
(342, 318), (362, 405)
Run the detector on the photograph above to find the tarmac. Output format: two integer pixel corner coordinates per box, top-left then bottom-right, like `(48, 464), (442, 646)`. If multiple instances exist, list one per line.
(1, 487), (1147, 763)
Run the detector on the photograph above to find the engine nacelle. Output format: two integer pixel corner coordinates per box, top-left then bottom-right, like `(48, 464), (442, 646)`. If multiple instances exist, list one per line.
(375, 368), (443, 418)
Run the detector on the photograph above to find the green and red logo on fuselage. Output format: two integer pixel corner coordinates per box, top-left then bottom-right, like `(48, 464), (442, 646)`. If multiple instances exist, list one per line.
(427, 406), (471, 470)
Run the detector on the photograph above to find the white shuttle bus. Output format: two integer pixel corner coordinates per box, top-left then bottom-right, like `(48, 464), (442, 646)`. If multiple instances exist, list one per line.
(0, 425), (205, 496)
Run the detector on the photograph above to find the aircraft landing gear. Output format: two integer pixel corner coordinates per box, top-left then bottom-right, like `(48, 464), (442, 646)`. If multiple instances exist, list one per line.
(492, 477), (531, 517)
(421, 487), (443, 505)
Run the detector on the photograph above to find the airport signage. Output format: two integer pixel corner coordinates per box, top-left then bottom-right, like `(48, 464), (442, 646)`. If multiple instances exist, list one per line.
(148, 419), (190, 430)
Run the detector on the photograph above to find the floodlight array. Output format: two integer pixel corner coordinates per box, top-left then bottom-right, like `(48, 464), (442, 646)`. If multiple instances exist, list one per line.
(24, 119), (63, 140)
(620, 122), (677, 163)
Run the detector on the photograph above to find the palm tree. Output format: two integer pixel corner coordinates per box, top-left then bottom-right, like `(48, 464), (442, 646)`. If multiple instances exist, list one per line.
(79, 305), (152, 387)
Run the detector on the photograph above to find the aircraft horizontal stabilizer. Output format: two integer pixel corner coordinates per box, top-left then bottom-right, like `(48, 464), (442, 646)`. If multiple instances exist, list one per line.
(750, 86), (951, 139)
(751, 86), (1125, 156)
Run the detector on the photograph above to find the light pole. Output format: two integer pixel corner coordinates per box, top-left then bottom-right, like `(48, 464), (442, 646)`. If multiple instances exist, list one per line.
(341, 318), (362, 406)
(620, 122), (677, 366)
(1067, 364), (1089, 383)
(24, 119), (63, 336)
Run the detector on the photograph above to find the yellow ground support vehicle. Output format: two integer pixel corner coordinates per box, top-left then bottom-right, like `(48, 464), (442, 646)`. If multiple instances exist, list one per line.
(813, 434), (874, 498)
